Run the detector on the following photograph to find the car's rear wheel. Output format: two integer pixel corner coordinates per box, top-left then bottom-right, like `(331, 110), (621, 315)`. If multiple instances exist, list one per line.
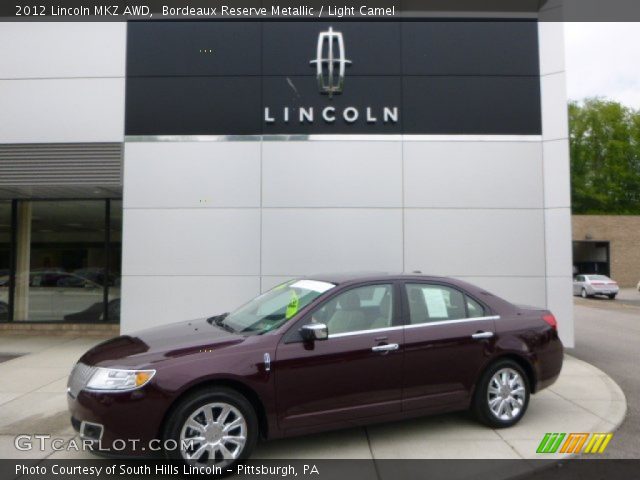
(608, 294), (616, 300)
(473, 360), (530, 428)
(163, 387), (258, 468)
(581, 288), (589, 298)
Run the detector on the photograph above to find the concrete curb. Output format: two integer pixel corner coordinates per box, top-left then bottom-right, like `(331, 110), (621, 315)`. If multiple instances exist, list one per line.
(0, 336), (628, 469)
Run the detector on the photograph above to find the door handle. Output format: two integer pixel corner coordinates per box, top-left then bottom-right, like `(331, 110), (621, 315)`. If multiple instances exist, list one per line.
(371, 343), (399, 353)
(471, 331), (494, 340)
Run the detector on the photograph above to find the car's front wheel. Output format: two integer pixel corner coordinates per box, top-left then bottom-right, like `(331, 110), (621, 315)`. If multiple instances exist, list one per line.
(473, 360), (530, 428)
(163, 387), (258, 468)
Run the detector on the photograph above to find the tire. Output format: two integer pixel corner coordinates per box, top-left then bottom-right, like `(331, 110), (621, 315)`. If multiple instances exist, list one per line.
(163, 387), (258, 468)
(581, 288), (589, 298)
(472, 359), (530, 428)
(608, 294), (616, 300)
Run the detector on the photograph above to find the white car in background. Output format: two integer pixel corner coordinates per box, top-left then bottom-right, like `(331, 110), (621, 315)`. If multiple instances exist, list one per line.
(0, 271), (119, 321)
(573, 274), (620, 300)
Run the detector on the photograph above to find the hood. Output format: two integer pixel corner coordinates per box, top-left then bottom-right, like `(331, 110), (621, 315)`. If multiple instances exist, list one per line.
(80, 317), (245, 368)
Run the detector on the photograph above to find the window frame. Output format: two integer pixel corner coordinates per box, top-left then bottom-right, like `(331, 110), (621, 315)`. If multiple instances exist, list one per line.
(399, 281), (493, 327)
(282, 280), (404, 343)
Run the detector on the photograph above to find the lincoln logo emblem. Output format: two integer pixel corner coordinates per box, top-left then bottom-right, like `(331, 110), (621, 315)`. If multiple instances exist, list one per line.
(310, 27), (351, 98)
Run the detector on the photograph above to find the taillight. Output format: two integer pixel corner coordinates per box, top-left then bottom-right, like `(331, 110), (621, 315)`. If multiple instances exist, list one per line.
(591, 282), (604, 286)
(542, 313), (557, 331)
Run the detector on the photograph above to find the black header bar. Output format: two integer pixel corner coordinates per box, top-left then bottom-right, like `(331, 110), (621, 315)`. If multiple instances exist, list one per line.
(3, 1), (640, 21)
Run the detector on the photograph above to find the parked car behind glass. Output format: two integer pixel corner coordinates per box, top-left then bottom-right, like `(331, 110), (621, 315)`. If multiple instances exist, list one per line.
(0, 271), (120, 321)
(573, 274), (619, 299)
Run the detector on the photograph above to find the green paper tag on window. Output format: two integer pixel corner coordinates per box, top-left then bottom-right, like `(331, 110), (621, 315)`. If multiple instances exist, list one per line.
(285, 291), (300, 319)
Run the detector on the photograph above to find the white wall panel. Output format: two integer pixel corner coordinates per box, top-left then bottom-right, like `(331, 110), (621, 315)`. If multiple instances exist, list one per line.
(545, 208), (573, 278)
(543, 139), (571, 209)
(124, 142), (260, 208)
(538, 22), (565, 76)
(454, 276), (547, 308)
(261, 209), (403, 275)
(545, 276), (575, 347)
(120, 275), (260, 333)
(122, 208), (260, 276)
(404, 142), (543, 208)
(0, 78), (124, 143)
(261, 276), (297, 293)
(0, 23), (126, 79)
(262, 141), (402, 207)
(404, 209), (545, 276)
(541, 72), (569, 141)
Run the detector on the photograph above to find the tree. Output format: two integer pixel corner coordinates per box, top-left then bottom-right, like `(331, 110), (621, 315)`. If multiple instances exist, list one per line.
(569, 98), (640, 214)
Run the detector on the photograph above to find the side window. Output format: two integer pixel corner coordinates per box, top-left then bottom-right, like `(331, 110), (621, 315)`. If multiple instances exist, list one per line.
(466, 295), (486, 318)
(313, 284), (393, 335)
(406, 284), (467, 324)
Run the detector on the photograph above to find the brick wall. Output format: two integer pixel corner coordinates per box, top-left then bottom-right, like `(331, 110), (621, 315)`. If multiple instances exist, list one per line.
(572, 215), (640, 287)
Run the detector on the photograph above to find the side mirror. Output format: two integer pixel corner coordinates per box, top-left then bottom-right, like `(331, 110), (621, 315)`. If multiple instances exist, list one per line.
(300, 323), (328, 342)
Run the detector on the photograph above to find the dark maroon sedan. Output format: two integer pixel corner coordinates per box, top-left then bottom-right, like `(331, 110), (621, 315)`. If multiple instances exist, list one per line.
(67, 273), (563, 467)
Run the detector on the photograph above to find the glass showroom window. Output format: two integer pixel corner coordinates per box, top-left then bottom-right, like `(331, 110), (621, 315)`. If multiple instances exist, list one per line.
(7, 200), (122, 323)
(0, 202), (11, 321)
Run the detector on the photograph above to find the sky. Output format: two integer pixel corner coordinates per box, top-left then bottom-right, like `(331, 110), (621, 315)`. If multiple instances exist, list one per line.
(564, 23), (640, 108)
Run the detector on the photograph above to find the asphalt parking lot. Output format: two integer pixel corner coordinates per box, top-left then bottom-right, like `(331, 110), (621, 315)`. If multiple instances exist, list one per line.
(576, 286), (640, 309)
(570, 288), (640, 458)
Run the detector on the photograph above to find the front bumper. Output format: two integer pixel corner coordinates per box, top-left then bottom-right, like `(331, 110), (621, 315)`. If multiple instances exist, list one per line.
(67, 387), (168, 457)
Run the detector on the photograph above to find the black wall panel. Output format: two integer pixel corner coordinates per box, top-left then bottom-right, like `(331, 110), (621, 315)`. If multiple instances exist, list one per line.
(263, 76), (402, 134)
(402, 77), (542, 134)
(125, 77), (261, 135)
(402, 21), (540, 76)
(125, 20), (542, 136)
(262, 22), (402, 76)
(127, 22), (262, 76)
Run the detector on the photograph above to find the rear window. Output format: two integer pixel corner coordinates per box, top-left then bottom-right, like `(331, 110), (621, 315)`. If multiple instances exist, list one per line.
(587, 275), (610, 281)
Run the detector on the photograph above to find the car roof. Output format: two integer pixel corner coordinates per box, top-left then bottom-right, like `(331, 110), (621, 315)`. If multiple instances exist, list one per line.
(298, 272), (517, 313)
(307, 272), (466, 286)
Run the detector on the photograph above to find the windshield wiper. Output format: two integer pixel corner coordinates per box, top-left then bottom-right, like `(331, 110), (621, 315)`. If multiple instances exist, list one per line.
(206, 313), (227, 325)
(207, 313), (236, 333)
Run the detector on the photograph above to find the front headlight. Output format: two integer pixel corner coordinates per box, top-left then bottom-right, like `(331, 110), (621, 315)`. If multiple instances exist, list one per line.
(85, 368), (156, 391)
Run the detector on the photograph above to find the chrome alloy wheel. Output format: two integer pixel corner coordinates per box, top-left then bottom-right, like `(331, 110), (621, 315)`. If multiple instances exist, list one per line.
(487, 368), (526, 421)
(179, 402), (247, 465)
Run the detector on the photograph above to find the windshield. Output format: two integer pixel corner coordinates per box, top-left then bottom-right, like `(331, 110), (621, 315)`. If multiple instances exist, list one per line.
(221, 279), (335, 335)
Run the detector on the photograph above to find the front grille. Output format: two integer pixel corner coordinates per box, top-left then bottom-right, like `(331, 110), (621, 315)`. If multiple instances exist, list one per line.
(67, 363), (96, 397)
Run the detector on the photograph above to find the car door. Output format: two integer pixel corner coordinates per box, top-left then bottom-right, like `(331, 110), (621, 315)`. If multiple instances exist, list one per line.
(274, 283), (403, 432)
(401, 282), (497, 412)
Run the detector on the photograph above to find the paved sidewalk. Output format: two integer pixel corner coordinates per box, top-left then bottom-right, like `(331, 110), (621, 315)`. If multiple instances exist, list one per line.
(0, 334), (627, 461)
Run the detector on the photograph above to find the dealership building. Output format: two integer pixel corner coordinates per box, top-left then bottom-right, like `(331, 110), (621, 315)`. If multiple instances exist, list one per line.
(0, 12), (575, 345)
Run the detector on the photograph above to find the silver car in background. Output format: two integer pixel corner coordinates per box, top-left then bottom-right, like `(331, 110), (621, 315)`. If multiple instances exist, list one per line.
(573, 274), (619, 299)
